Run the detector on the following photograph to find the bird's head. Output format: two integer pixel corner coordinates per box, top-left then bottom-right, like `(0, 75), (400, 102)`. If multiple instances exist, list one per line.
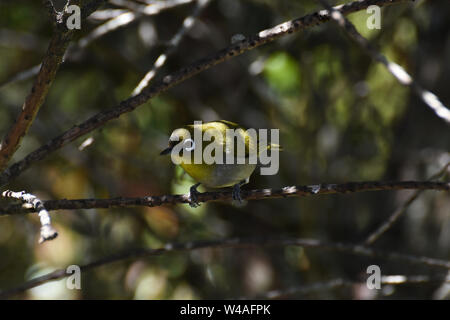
(160, 127), (195, 156)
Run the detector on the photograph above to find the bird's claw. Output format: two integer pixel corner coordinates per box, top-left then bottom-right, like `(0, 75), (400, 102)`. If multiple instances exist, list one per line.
(189, 183), (201, 208)
(232, 183), (243, 203)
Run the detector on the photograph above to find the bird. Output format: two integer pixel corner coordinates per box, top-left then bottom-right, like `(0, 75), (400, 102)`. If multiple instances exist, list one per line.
(160, 120), (280, 207)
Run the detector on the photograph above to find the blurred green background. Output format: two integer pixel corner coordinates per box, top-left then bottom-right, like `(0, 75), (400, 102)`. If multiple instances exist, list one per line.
(0, 0), (449, 299)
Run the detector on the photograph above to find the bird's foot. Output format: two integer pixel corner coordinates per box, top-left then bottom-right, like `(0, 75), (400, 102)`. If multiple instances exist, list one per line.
(188, 183), (201, 208)
(232, 183), (243, 203)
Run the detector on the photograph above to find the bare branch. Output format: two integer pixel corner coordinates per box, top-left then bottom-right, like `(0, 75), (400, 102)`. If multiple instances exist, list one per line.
(109, 0), (195, 15)
(0, 0), (411, 188)
(256, 274), (450, 299)
(0, 0), (196, 88)
(363, 163), (450, 245)
(318, 0), (450, 124)
(1, 181), (448, 215)
(0, 65), (42, 88)
(0, 0), (106, 172)
(77, 11), (138, 48)
(0, 235), (449, 299)
(78, 0), (195, 48)
(259, 279), (350, 299)
(0, 17), (74, 172)
(89, 9), (128, 21)
(132, 0), (211, 95)
(1, 190), (57, 242)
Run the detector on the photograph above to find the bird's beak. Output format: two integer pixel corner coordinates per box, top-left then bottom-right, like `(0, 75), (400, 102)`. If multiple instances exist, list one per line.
(160, 146), (173, 155)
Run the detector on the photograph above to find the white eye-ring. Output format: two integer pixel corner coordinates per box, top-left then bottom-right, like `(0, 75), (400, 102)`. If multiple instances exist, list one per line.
(183, 138), (195, 151)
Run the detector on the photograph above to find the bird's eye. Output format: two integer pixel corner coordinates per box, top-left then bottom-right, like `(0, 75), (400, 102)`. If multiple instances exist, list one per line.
(183, 138), (195, 151)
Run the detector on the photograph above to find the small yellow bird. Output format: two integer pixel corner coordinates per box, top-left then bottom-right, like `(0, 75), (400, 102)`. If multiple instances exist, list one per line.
(160, 120), (280, 207)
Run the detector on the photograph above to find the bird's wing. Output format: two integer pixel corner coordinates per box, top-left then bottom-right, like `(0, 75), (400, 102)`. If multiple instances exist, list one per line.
(186, 121), (256, 159)
(185, 120), (282, 159)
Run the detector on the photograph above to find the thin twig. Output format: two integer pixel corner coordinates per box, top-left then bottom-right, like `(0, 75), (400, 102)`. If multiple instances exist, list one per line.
(1, 190), (57, 243)
(317, 0), (450, 244)
(109, 0), (194, 15)
(363, 163), (450, 245)
(0, 65), (42, 88)
(259, 279), (349, 299)
(77, 11), (138, 48)
(318, 0), (450, 124)
(0, 0), (410, 188)
(89, 9), (129, 21)
(132, 0), (211, 95)
(0, 236), (449, 299)
(0, 7), (74, 171)
(255, 274), (450, 299)
(0, 0), (106, 172)
(78, 0), (195, 48)
(1, 181), (448, 215)
(0, 0), (193, 88)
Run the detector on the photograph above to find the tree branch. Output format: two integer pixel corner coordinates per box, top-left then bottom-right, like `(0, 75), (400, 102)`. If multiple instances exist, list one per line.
(1, 181), (448, 215)
(0, 0), (193, 89)
(0, 0), (106, 172)
(0, 235), (449, 299)
(78, 0), (195, 48)
(363, 163), (449, 245)
(318, 0), (450, 124)
(255, 274), (450, 299)
(1, 190), (58, 242)
(0, 4), (74, 172)
(132, 0), (211, 95)
(0, 0), (411, 187)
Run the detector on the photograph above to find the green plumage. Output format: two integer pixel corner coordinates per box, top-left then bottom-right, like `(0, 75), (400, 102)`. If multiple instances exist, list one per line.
(162, 120), (280, 190)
